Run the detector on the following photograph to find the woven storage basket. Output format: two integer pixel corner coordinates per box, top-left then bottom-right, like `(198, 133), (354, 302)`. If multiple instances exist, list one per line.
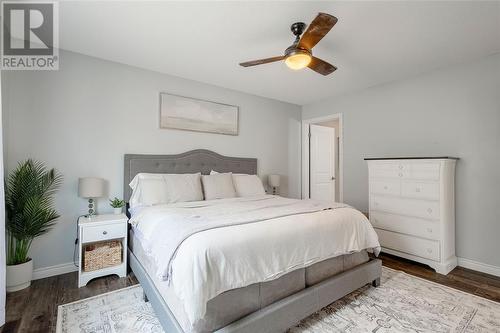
(83, 240), (122, 272)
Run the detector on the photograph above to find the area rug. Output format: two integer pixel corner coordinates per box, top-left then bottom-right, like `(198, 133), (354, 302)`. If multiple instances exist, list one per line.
(56, 285), (162, 333)
(56, 267), (500, 333)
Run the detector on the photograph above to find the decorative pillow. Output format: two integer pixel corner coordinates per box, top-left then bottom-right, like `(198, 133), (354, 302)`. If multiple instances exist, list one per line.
(129, 173), (203, 207)
(210, 170), (245, 176)
(210, 170), (265, 197)
(232, 174), (266, 197)
(201, 173), (236, 200)
(163, 173), (203, 203)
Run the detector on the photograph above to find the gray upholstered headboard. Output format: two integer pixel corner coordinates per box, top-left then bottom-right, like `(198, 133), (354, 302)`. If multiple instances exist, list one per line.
(123, 149), (257, 202)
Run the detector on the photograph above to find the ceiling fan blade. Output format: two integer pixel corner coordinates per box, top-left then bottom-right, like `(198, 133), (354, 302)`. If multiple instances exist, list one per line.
(239, 56), (285, 67)
(308, 56), (337, 76)
(298, 13), (338, 50)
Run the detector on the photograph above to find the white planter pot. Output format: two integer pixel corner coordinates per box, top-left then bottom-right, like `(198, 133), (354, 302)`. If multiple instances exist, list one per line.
(113, 207), (122, 215)
(6, 259), (33, 292)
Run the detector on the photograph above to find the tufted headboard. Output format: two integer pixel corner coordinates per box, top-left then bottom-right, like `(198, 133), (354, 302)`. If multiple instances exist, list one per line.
(123, 149), (257, 202)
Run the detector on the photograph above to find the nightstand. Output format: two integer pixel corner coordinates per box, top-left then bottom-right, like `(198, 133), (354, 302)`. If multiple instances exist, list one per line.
(78, 214), (128, 287)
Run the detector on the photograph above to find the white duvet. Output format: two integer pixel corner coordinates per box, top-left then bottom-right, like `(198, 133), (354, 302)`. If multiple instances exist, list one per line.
(130, 195), (380, 327)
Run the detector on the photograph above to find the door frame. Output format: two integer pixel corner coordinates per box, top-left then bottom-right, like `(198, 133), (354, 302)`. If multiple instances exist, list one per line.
(301, 113), (344, 202)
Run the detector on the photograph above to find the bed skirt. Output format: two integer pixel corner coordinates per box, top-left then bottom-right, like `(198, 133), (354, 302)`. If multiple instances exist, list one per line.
(128, 248), (382, 333)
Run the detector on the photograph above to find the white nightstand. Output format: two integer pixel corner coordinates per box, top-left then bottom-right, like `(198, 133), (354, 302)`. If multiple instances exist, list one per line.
(78, 214), (128, 287)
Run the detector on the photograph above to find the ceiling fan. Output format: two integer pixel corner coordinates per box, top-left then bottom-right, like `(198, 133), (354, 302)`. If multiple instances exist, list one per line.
(239, 13), (338, 76)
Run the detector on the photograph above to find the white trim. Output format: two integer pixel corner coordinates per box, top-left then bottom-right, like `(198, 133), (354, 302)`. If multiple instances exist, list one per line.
(458, 257), (500, 277)
(32, 262), (78, 280)
(301, 113), (344, 202)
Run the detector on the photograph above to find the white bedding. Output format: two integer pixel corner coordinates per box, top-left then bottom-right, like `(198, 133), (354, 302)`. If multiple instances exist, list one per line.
(130, 195), (380, 328)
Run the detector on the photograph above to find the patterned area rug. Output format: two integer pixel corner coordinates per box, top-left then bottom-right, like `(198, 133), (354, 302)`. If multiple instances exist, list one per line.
(56, 285), (162, 333)
(290, 267), (500, 333)
(56, 267), (500, 333)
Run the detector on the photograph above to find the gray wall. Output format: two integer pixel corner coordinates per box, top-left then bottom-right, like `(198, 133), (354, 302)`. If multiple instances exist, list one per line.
(303, 53), (500, 267)
(2, 50), (302, 270)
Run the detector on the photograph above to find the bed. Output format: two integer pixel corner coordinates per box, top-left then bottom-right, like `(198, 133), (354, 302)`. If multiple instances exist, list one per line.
(124, 149), (382, 333)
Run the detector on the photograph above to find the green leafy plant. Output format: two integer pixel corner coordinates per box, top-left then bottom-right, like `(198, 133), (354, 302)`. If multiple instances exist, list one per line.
(5, 159), (63, 265)
(109, 197), (125, 208)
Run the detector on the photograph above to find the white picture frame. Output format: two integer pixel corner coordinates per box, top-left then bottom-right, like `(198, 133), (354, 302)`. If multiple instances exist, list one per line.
(159, 93), (239, 135)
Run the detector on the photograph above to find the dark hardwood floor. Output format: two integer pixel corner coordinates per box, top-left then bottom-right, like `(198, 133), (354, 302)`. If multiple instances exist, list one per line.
(379, 253), (500, 303)
(2, 271), (138, 333)
(2, 254), (499, 332)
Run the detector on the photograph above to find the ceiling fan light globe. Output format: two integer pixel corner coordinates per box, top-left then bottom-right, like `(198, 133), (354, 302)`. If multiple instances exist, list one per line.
(285, 53), (311, 70)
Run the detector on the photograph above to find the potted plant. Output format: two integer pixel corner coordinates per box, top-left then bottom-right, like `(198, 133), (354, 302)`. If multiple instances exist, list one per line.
(109, 197), (125, 214)
(5, 159), (62, 292)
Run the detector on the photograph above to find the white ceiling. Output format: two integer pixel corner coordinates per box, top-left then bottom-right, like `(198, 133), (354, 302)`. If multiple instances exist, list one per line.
(58, 1), (500, 105)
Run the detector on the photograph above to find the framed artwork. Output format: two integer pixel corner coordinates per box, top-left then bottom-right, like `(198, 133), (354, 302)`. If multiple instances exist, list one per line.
(159, 93), (239, 135)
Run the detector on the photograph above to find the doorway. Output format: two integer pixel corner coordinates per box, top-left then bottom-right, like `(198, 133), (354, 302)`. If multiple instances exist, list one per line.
(302, 114), (343, 203)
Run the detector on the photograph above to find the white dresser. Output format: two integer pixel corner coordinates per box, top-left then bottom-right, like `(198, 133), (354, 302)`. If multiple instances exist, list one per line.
(366, 157), (458, 275)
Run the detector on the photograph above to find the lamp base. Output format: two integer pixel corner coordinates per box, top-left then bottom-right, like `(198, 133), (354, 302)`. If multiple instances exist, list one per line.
(86, 198), (96, 217)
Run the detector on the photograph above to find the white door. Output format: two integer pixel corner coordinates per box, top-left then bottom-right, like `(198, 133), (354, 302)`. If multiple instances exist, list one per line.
(310, 124), (335, 202)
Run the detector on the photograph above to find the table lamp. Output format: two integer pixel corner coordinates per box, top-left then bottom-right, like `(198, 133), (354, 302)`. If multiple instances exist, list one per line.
(78, 177), (105, 217)
(268, 174), (281, 195)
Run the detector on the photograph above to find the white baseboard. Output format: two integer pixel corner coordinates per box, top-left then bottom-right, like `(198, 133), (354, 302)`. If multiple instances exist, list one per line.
(458, 257), (500, 277)
(32, 262), (78, 280)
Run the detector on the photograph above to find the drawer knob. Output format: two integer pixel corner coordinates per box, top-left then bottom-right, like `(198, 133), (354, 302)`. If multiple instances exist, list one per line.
(415, 188), (421, 193)
(399, 165), (403, 170)
(383, 186), (388, 190)
(427, 208), (433, 214)
(102, 231), (108, 235)
(427, 228), (433, 233)
(398, 173), (403, 177)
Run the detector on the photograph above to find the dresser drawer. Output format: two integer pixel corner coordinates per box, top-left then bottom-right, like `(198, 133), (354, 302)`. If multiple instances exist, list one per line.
(409, 162), (440, 181)
(370, 180), (401, 196)
(370, 195), (440, 220)
(376, 228), (440, 261)
(370, 211), (441, 240)
(401, 181), (440, 200)
(369, 162), (408, 179)
(82, 223), (126, 243)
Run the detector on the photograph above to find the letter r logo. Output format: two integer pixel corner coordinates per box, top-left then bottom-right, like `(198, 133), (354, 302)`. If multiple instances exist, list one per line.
(2, 2), (54, 56)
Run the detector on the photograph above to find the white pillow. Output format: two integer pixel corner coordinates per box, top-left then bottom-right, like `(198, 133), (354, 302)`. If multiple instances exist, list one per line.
(210, 170), (245, 176)
(129, 173), (203, 207)
(129, 173), (163, 191)
(210, 170), (265, 197)
(201, 173), (236, 200)
(232, 174), (266, 197)
(163, 173), (203, 203)
(129, 173), (165, 208)
(139, 178), (169, 206)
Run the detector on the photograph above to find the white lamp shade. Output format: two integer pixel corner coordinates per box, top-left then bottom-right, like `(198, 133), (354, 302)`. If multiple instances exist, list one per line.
(268, 174), (280, 188)
(78, 177), (105, 198)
